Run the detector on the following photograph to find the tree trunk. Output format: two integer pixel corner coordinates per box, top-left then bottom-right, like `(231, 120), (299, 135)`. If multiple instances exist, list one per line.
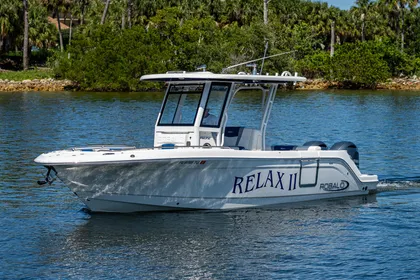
(263, 0), (269, 25)
(69, 14), (73, 45)
(56, 7), (64, 52)
(127, 0), (132, 28)
(400, 8), (404, 52)
(122, 10), (126, 29)
(68, 14), (73, 59)
(23, 0), (29, 70)
(80, 1), (86, 25)
(330, 20), (335, 57)
(0, 37), (4, 55)
(261, 0), (269, 73)
(361, 13), (365, 42)
(362, 20), (365, 42)
(401, 31), (404, 52)
(101, 0), (111, 25)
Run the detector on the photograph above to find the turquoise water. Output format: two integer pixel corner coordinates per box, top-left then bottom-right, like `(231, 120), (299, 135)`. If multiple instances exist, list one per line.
(1, 90), (419, 279)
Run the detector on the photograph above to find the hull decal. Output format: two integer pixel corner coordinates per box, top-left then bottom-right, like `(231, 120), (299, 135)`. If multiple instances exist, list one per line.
(233, 170), (298, 194)
(320, 180), (350, 192)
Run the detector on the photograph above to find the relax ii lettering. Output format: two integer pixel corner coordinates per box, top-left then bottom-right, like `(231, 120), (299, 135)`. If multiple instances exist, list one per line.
(233, 171), (298, 194)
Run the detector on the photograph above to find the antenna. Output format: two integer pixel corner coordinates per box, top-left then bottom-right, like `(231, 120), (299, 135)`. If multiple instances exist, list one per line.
(260, 41), (269, 75)
(222, 51), (296, 73)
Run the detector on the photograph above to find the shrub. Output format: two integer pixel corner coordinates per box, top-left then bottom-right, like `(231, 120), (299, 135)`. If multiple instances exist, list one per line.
(411, 57), (420, 76)
(371, 40), (412, 77)
(53, 24), (170, 91)
(294, 50), (331, 79)
(331, 42), (390, 88)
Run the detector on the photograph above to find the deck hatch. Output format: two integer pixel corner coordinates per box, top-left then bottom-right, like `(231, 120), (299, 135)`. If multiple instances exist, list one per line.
(299, 159), (319, 187)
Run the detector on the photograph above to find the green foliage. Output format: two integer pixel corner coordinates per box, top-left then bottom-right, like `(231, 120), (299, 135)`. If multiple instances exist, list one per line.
(0, 69), (53, 80)
(295, 39), (420, 87)
(53, 24), (171, 91)
(31, 48), (54, 66)
(0, 0), (22, 54)
(218, 22), (271, 73)
(28, 0), (56, 49)
(55, 8), (281, 90)
(346, 40), (417, 77)
(294, 51), (331, 79)
(331, 42), (390, 88)
(411, 57), (420, 76)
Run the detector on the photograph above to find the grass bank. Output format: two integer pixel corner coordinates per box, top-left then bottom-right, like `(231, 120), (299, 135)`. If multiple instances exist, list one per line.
(0, 69), (54, 81)
(0, 69), (76, 92)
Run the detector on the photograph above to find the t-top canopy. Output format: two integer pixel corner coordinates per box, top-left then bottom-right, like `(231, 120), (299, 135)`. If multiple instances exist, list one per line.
(140, 71), (306, 84)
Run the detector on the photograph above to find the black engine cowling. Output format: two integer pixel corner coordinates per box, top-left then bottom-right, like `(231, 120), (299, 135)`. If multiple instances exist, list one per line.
(330, 141), (359, 168)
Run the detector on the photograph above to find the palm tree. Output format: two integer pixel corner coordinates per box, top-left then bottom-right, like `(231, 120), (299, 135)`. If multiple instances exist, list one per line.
(352, 0), (374, 41)
(378, 0), (419, 51)
(101, 0), (111, 24)
(29, 1), (56, 49)
(73, 0), (88, 25)
(135, 0), (160, 19)
(40, 0), (72, 52)
(23, 0), (29, 70)
(0, 0), (21, 54)
(224, 0), (257, 26)
(400, 0), (419, 51)
(100, 0), (133, 29)
(127, 0), (132, 28)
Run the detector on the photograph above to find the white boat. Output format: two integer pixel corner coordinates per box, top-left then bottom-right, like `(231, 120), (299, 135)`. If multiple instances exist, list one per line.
(35, 71), (378, 213)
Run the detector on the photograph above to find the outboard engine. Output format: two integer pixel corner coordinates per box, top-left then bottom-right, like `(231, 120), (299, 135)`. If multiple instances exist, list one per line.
(303, 141), (328, 150)
(330, 141), (359, 168)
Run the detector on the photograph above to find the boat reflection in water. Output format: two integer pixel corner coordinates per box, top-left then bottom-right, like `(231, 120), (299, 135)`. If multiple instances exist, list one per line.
(35, 195), (376, 278)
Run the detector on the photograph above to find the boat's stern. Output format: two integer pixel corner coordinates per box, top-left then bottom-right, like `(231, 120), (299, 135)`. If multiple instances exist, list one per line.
(359, 174), (379, 194)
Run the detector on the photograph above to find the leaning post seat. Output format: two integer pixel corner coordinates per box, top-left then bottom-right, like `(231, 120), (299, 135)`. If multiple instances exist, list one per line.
(302, 141), (328, 150)
(272, 141), (327, 151)
(271, 145), (298, 151)
(224, 127), (245, 149)
(224, 127), (261, 150)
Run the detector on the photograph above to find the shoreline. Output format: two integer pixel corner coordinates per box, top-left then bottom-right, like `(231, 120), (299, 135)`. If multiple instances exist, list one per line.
(297, 77), (420, 90)
(0, 78), (76, 92)
(1, 77), (420, 92)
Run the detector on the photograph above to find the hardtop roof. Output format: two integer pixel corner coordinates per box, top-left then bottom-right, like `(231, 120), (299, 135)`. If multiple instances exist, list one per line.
(140, 71), (306, 84)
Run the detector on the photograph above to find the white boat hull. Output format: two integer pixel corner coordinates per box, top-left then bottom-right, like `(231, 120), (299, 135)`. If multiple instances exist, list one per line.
(41, 150), (378, 212)
(76, 190), (374, 213)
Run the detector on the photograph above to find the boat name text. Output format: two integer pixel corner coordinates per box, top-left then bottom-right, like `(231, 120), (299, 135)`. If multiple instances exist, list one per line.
(233, 171), (298, 194)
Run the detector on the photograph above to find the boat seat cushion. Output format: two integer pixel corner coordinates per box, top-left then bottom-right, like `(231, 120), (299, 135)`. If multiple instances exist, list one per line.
(224, 127), (261, 150)
(224, 127), (244, 147)
(272, 145), (297, 151)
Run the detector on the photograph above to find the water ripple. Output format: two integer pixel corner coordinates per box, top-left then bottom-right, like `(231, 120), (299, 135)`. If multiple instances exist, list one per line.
(1, 90), (420, 279)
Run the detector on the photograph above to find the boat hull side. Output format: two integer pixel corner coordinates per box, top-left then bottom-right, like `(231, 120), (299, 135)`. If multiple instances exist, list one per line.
(77, 191), (374, 213)
(51, 157), (378, 213)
